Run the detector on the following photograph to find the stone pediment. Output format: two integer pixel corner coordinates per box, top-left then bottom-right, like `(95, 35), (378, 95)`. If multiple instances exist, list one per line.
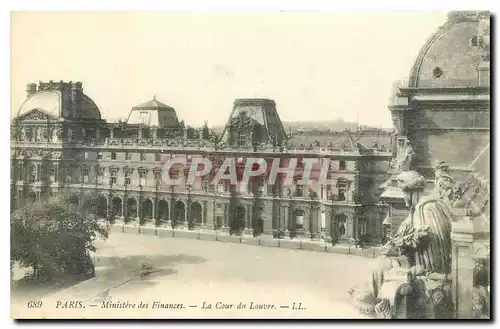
(15, 109), (58, 122)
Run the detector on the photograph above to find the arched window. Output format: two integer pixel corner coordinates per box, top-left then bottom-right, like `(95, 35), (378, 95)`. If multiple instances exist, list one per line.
(358, 217), (368, 237)
(293, 209), (305, 230)
(337, 214), (347, 237)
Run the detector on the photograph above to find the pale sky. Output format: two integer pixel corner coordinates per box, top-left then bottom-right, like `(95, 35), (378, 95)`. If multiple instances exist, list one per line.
(11, 11), (447, 127)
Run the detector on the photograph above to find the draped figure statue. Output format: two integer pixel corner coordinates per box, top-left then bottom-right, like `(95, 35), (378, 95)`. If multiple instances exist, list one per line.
(349, 169), (455, 318)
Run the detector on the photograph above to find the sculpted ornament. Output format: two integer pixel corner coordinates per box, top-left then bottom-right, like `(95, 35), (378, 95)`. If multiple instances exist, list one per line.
(55, 127), (63, 139)
(23, 110), (51, 121)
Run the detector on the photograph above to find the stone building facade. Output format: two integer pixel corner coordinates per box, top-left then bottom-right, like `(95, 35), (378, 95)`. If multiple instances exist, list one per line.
(10, 81), (393, 244)
(381, 11), (491, 232)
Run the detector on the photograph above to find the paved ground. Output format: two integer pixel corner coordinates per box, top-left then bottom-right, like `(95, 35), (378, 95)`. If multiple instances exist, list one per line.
(12, 232), (374, 319)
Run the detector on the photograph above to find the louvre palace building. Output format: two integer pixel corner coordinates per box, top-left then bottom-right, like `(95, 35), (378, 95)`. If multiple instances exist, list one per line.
(10, 11), (490, 246)
(9, 78), (394, 244)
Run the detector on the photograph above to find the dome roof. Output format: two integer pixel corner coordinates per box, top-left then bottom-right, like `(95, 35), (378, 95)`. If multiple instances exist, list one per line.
(126, 97), (180, 127)
(16, 84), (102, 120)
(17, 90), (62, 118)
(408, 11), (490, 88)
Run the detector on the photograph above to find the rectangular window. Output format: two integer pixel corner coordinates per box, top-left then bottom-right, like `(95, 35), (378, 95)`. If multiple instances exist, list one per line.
(339, 160), (346, 171)
(111, 152), (117, 160)
(338, 183), (347, 201)
(139, 172), (146, 187)
(155, 153), (161, 162)
(84, 152), (89, 160)
(29, 167), (36, 183)
(49, 167), (56, 183)
(66, 168), (73, 184)
(110, 173), (117, 184)
(97, 172), (104, 184)
(125, 171), (131, 186)
(97, 152), (103, 160)
(238, 133), (247, 146)
(154, 171), (161, 186)
(140, 153), (146, 161)
(125, 152), (131, 160)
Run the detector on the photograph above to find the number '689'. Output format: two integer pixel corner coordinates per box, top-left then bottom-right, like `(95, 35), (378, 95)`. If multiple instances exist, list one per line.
(27, 301), (43, 308)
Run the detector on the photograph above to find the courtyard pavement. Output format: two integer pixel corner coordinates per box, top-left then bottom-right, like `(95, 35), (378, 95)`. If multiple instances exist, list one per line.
(12, 231), (374, 319)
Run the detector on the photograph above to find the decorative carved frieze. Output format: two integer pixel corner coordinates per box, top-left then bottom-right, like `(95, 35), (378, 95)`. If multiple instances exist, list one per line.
(19, 109), (54, 121)
(81, 164), (90, 175)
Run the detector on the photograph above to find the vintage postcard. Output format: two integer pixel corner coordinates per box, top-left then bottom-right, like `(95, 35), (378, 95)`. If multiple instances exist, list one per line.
(10, 11), (490, 319)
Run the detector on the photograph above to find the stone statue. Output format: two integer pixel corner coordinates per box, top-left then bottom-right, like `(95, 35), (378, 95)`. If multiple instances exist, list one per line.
(390, 139), (414, 173)
(349, 169), (455, 318)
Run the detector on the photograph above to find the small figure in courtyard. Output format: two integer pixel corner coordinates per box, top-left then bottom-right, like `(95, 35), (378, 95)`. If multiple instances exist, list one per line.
(140, 263), (154, 277)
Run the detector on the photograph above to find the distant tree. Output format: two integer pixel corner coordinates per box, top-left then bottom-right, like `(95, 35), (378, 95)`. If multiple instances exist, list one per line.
(202, 121), (210, 140)
(208, 128), (220, 144)
(11, 192), (110, 281)
(186, 126), (196, 139)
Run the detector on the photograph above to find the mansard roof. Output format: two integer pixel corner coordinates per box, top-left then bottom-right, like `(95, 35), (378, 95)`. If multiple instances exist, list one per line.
(126, 96), (180, 127)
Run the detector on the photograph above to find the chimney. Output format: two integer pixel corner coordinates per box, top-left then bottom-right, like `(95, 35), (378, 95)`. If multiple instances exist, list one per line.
(71, 81), (83, 119)
(26, 83), (37, 98)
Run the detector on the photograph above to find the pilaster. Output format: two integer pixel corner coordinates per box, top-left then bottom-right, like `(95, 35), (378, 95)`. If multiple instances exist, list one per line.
(451, 217), (474, 319)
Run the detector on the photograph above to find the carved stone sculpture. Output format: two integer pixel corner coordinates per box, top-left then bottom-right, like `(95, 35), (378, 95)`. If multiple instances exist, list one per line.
(349, 168), (455, 319)
(390, 139), (414, 173)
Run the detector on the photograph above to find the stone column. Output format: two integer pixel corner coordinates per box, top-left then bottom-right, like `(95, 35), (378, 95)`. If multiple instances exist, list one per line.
(246, 204), (251, 229)
(152, 197), (156, 220)
(203, 200), (208, 226)
(347, 214), (353, 239)
(96, 128), (100, 141)
(110, 127), (115, 139)
(122, 199), (126, 220)
(138, 126), (143, 139)
(451, 218), (474, 319)
(284, 205), (289, 232)
(352, 212), (358, 239)
(152, 127), (158, 140)
(303, 209), (310, 232)
(184, 204), (188, 228)
(310, 206), (318, 235)
(325, 210), (332, 242)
